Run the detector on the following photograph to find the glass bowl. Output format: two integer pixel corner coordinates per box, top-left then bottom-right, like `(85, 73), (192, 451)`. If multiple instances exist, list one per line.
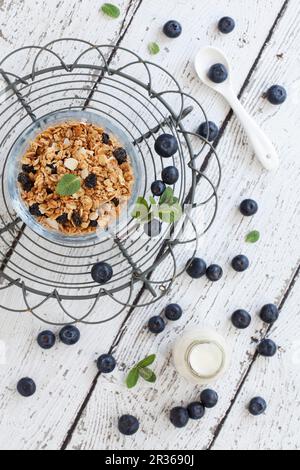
(7, 110), (143, 244)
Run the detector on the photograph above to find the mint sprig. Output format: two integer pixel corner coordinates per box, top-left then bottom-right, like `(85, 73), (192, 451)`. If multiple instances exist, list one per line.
(148, 42), (160, 55)
(126, 354), (157, 389)
(56, 174), (81, 197)
(101, 3), (120, 18)
(246, 230), (260, 243)
(132, 188), (182, 225)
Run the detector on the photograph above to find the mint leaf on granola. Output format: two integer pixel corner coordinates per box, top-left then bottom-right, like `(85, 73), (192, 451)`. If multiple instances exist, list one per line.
(56, 174), (81, 197)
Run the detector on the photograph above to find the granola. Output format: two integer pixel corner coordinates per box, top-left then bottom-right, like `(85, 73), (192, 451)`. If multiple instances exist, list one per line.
(18, 121), (134, 235)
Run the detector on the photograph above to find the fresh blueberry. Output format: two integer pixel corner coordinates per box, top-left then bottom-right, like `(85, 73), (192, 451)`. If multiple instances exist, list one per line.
(260, 304), (279, 324)
(231, 310), (252, 329)
(102, 133), (110, 145)
(206, 264), (223, 282)
(56, 213), (68, 225)
(170, 407), (189, 428)
(59, 325), (80, 346)
(240, 199), (258, 217)
(97, 354), (116, 373)
(151, 180), (166, 197)
(37, 331), (56, 350)
(84, 173), (97, 189)
(218, 16), (235, 34)
(165, 304), (183, 321)
(197, 121), (219, 142)
(200, 389), (218, 409)
(186, 258), (207, 279)
(113, 148), (127, 164)
(29, 203), (42, 217)
(18, 172), (33, 192)
(232, 255), (249, 272)
(248, 397), (267, 416)
(17, 378), (36, 397)
(257, 339), (277, 357)
(155, 134), (178, 158)
(161, 166), (179, 185)
(163, 20), (182, 39)
(144, 219), (162, 238)
(91, 262), (113, 284)
(72, 211), (82, 227)
(208, 64), (228, 84)
(22, 164), (36, 174)
(148, 316), (166, 334)
(118, 415), (139, 436)
(187, 402), (205, 420)
(266, 85), (287, 105)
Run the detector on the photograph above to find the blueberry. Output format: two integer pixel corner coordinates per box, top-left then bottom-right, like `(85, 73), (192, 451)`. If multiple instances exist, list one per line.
(102, 133), (110, 144)
(17, 378), (36, 397)
(97, 354), (116, 373)
(187, 402), (205, 420)
(165, 304), (183, 321)
(260, 304), (279, 324)
(144, 219), (162, 238)
(37, 331), (56, 350)
(240, 199), (258, 217)
(161, 166), (179, 185)
(200, 389), (218, 409)
(148, 316), (166, 334)
(29, 203), (42, 217)
(170, 407), (189, 428)
(18, 172), (33, 192)
(151, 180), (166, 196)
(197, 121), (219, 142)
(218, 16), (235, 34)
(89, 220), (98, 228)
(208, 64), (228, 84)
(163, 20), (182, 39)
(231, 310), (252, 329)
(257, 339), (277, 357)
(91, 262), (113, 284)
(72, 211), (82, 227)
(248, 397), (267, 416)
(59, 325), (80, 346)
(22, 164), (36, 174)
(232, 255), (249, 272)
(155, 134), (178, 159)
(266, 85), (287, 105)
(84, 173), (97, 189)
(118, 415), (139, 436)
(56, 213), (68, 225)
(206, 264), (223, 282)
(186, 257), (207, 279)
(113, 148), (127, 164)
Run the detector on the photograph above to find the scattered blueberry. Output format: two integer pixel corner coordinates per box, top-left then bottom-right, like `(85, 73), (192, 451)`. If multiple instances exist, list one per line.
(260, 304), (279, 324)
(197, 121), (219, 142)
(118, 415), (140, 436)
(208, 64), (228, 84)
(200, 389), (218, 409)
(37, 331), (56, 350)
(144, 219), (162, 238)
(18, 172), (33, 192)
(72, 211), (82, 227)
(85, 173), (97, 189)
(29, 203), (42, 217)
(151, 180), (166, 197)
(170, 407), (189, 428)
(165, 304), (183, 321)
(97, 354), (116, 373)
(206, 264), (223, 282)
(113, 147), (127, 164)
(240, 199), (258, 217)
(231, 310), (252, 329)
(163, 20), (182, 39)
(102, 133), (110, 144)
(266, 85), (287, 105)
(148, 316), (166, 334)
(22, 164), (36, 174)
(186, 257), (207, 279)
(232, 255), (249, 272)
(187, 402), (205, 420)
(257, 339), (277, 357)
(218, 16), (235, 34)
(59, 325), (80, 346)
(17, 378), (36, 397)
(155, 134), (178, 158)
(248, 397), (267, 416)
(161, 166), (179, 185)
(91, 262), (113, 284)
(56, 213), (68, 225)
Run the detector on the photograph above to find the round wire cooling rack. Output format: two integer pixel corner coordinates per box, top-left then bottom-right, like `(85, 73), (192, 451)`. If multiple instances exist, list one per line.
(0, 39), (221, 325)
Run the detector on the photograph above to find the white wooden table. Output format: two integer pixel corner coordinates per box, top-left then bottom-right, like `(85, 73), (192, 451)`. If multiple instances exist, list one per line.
(0, 0), (299, 451)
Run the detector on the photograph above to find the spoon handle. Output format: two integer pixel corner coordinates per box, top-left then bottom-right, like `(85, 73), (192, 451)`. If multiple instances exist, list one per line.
(227, 92), (279, 171)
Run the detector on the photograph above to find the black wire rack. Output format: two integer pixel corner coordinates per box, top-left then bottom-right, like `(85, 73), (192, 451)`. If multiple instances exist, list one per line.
(0, 39), (221, 325)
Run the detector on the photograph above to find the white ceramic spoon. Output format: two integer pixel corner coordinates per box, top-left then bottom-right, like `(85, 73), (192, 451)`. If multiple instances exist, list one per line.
(194, 46), (279, 171)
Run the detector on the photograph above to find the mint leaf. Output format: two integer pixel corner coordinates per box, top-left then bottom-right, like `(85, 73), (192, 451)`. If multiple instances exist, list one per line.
(101, 3), (120, 18)
(246, 230), (260, 243)
(126, 367), (139, 389)
(56, 174), (81, 196)
(159, 202), (182, 223)
(139, 368), (156, 383)
(132, 197), (149, 220)
(136, 354), (156, 369)
(159, 187), (174, 205)
(148, 42), (160, 55)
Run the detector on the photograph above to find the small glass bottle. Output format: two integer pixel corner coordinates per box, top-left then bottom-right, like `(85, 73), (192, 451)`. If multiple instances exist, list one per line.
(172, 327), (230, 385)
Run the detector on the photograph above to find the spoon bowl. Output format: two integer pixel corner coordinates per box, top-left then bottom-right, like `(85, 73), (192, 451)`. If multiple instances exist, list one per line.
(194, 46), (231, 94)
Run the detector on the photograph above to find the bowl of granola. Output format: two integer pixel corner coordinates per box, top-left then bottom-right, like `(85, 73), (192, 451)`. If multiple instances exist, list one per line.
(7, 110), (141, 243)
